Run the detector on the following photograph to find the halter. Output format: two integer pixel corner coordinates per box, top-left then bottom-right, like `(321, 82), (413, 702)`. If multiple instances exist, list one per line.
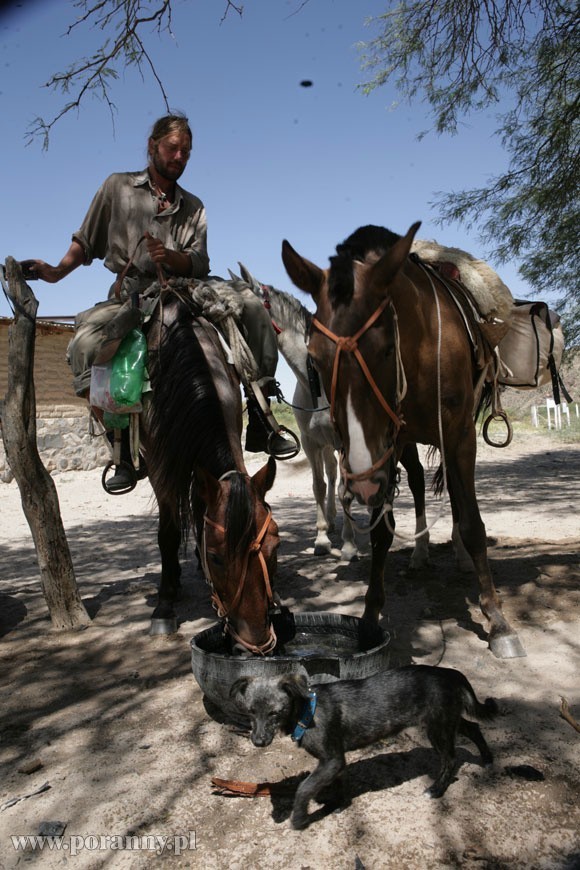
(200, 480), (278, 656)
(312, 297), (406, 484)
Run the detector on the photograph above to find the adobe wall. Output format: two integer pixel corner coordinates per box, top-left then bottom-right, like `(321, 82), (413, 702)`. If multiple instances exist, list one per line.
(0, 320), (111, 480)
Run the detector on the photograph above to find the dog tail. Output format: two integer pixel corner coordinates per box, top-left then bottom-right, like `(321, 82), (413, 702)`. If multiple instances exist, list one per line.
(462, 687), (499, 721)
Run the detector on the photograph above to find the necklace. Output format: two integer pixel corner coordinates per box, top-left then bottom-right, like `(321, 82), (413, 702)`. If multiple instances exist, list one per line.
(150, 180), (174, 213)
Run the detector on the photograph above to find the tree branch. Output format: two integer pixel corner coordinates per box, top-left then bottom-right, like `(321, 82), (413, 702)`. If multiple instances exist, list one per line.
(26, 0), (244, 149)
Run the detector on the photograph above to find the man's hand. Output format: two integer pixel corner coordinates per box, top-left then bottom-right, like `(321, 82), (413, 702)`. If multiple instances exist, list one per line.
(145, 231), (192, 277)
(144, 231), (167, 264)
(20, 260), (62, 283)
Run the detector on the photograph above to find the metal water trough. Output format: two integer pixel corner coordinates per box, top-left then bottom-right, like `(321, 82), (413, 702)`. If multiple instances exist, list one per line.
(191, 611), (390, 723)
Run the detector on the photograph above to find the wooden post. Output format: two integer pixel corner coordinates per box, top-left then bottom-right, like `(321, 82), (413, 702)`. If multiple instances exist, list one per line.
(1, 257), (91, 630)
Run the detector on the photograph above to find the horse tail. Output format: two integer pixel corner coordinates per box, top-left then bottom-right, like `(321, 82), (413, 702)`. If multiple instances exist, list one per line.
(475, 381), (493, 424)
(425, 446), (445, 496)
(225, 473), (255, 563)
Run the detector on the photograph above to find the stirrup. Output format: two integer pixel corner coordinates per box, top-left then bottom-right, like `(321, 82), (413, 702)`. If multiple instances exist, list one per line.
(247, 381), (301, 460)
(266, 427), (301, 461)
(102, 460), (138, 495)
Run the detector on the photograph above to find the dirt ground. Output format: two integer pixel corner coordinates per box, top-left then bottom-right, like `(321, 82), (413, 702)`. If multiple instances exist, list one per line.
(0, 429), (579, 869)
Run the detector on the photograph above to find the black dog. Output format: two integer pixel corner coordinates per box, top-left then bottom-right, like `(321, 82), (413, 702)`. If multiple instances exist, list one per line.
(230, 665), (498, 829)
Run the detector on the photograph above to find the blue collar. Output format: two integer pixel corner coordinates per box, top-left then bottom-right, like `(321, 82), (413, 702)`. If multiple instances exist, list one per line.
(291, 691), (317, 743)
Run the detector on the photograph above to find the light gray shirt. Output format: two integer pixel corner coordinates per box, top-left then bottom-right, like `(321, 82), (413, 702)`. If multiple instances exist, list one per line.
(72, 170), (210, 294)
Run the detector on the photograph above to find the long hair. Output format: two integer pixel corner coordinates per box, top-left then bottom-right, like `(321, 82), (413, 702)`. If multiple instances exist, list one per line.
(149, 113), (192, 146)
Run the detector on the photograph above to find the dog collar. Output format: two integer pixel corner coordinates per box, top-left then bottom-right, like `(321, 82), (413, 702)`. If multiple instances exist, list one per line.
(291, 691), (317, 743)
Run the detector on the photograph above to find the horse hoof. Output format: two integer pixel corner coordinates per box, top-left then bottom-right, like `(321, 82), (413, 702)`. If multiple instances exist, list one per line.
(149, 617), (178, 636)
(314, 541), (332, 556)
(340, 546), (359, 563)
(489, 632), (526, 659)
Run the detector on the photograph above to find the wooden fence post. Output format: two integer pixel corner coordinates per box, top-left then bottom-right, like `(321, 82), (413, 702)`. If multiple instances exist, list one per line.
(1, 257), (90, 630)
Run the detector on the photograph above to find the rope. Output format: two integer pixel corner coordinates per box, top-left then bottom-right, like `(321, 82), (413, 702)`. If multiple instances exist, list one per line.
(382, 264), (449, 544)
(144, 277), (261, 386)
(188, 281), (260, 385)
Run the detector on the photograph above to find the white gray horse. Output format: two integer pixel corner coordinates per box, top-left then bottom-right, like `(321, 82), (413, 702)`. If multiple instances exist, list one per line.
(233, 263), (436, 568)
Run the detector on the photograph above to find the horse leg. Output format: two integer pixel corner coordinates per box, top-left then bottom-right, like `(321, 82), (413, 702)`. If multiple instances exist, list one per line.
(362, 506), (393, 624)
(451, 520), (474, 572)
(445, 443), (525, 658)
(323, 445), (338, 533)
(304, 439), (333, 556)
(339, 509), (358, 562)
(400, 444), (430, 569)
(324, 445), (358, 561)
(150, 501), (182, 634)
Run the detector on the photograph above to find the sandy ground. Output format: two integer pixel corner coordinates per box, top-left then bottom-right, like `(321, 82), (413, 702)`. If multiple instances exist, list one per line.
(0, 429), (579, 869)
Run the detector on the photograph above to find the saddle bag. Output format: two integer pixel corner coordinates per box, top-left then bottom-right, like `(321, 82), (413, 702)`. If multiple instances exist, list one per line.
(497, 300), (564, 392)
(90, 327), (147, 414)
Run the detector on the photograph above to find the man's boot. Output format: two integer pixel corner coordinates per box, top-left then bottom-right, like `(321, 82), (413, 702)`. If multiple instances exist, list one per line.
(245, 385), (300, 460)
(105, 426), (146, 492)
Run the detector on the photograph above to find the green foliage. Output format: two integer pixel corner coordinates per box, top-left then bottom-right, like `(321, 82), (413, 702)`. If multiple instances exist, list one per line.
(360, 1), (579, 320)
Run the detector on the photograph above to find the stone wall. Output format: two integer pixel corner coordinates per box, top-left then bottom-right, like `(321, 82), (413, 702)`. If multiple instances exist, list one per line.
(0, 318), (111, 481)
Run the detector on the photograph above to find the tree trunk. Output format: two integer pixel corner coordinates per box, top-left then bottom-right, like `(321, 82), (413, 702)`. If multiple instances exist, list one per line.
(1, 257), (91, 630)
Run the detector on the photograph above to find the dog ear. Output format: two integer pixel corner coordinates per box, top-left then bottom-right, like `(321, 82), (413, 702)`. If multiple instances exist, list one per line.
(279, 674), (310, 701)
(229, 677), (250, 704)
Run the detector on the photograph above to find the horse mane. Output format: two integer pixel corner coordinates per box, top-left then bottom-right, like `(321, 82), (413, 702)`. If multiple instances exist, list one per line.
(146, 296), (249, 552)
(264, 283), (312, 337)
(329, 225), (401, 305)
(225, 472), (256, 562)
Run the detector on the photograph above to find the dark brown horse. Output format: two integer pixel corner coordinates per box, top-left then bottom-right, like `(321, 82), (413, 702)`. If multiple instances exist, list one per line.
(143, 289), (280, 654)
(282, 223), (525, 658)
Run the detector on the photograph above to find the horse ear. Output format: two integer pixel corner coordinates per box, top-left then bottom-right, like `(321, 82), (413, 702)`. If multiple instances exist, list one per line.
(252, 456), (277, 497)
(228, 268), (240, 282)
(282, 240), (325, 303)
(195, 467), (221, 504)
(238, 262), (256, 287)
(369, 221), (422, 294)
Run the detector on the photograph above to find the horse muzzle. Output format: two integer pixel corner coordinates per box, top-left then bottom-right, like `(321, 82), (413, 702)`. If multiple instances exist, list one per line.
(227, 615), (278, 656)
(348, 467), (391, 508)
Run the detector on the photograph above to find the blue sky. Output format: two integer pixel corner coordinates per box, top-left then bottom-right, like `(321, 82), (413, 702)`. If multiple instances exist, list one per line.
(0, 0), (537, 397)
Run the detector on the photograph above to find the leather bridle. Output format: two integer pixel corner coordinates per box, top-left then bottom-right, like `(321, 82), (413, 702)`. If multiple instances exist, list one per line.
(312, 297), (406, 485)
(201, 502), (278, 656)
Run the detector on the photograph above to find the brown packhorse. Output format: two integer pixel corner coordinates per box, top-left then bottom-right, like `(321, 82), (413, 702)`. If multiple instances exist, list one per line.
(143, 288), (281, 654)
(282, 223), (525, 658)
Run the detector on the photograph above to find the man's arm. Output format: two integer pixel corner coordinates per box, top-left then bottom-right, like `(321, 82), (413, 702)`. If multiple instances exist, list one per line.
(23, 240), (87, 284)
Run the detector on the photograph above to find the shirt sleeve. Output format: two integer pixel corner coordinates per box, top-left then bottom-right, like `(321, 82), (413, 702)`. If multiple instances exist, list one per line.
(185, 205), (210, 278)
(71, 176), (114, 265)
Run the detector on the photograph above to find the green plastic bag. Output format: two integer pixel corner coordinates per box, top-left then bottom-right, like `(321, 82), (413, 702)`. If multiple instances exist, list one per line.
(103, 411), (130, 430)
(110, 328), (148, 408)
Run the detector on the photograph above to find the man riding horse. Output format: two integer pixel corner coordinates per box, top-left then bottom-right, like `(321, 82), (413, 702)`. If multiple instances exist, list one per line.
(23, 114), (298, 488)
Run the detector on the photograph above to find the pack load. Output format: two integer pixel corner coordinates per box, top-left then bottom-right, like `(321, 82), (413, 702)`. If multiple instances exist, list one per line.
(496, 300), (564, 391)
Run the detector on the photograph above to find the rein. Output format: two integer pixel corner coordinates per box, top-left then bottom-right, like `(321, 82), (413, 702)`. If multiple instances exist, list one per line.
(201, 475), (277, 656)
(312, 297), (404, 484)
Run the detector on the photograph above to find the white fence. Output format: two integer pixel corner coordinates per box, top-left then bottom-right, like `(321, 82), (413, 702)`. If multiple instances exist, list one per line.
(531, 399), (578, 430)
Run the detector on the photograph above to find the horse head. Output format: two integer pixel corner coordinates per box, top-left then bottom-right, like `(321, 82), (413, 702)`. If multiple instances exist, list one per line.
(196, 458), (280, 655)
(282, 223), (420, 508)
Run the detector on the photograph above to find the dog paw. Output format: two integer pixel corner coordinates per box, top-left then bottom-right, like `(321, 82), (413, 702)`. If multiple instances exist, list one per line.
(290, 813), (309, 830)
(424, 784), (445, 799)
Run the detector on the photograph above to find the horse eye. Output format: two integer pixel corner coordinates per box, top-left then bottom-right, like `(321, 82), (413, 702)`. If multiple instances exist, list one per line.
(209, 552), (224, 567)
